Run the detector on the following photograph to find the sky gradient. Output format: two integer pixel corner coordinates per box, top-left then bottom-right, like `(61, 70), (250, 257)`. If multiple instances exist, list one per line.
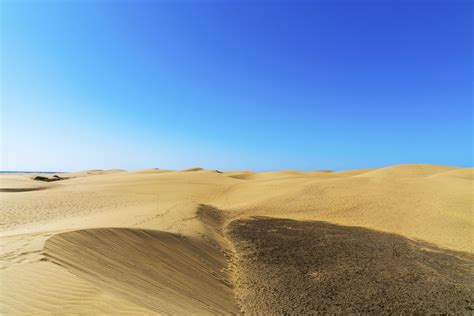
(1, 0), (472, 171)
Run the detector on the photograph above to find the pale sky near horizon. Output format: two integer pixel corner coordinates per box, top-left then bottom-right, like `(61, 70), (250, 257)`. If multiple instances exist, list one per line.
(1, 0), (472, 172)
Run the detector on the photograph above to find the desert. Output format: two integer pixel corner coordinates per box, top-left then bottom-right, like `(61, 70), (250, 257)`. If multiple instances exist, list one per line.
(2, 1), (472, 314)
(0, 164), (472, 314)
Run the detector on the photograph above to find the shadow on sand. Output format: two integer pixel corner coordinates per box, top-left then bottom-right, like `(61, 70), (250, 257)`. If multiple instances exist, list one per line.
(227, 217), (473, 314)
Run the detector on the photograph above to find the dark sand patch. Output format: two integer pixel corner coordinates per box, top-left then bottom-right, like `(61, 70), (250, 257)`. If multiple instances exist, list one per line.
(33, 175), (66, 182)
(0, 187), (46, 192)
(227, 217), (473, 314)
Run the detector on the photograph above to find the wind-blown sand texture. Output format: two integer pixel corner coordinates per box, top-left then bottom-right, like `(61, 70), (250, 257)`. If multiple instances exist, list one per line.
(1, 164), (473, 314)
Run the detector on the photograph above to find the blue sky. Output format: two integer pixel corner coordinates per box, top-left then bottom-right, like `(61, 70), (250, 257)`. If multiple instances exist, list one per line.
(1, 0), (472, 171)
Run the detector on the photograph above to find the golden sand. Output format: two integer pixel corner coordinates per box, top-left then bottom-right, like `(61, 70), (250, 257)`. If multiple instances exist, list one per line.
(1, 164), (472, 314)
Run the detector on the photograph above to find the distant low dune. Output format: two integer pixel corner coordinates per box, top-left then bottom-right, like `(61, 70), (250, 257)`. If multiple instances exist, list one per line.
(182, 167), (205, 172)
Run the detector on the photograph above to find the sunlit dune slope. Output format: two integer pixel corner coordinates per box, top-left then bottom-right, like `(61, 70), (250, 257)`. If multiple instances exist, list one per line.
(44, 227), (240, 314)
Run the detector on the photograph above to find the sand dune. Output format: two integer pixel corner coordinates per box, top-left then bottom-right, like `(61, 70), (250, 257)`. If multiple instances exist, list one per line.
(429, 167), (474, 180)
(355, 163), (458, 178)
(1, 164), (472, 314)
(182, 167), (205, 172)
(44, 228), (239, 314)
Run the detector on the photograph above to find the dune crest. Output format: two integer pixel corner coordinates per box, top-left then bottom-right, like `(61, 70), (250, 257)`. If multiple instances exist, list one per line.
(356, 164), (458, 178)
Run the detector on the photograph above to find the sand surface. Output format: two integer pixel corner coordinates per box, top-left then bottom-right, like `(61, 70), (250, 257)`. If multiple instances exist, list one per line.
(1, 164), (472, 314)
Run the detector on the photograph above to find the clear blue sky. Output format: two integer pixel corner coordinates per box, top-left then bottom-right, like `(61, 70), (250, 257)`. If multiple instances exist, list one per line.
(1, 0), (472, 171)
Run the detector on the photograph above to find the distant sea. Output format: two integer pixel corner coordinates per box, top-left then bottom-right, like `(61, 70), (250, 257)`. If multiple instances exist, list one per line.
(0, 171), (65, 174)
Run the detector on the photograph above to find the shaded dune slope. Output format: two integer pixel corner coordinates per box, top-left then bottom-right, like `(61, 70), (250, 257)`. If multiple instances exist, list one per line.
(227, 217), (474, 314)
(44, 226), (241, 314)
